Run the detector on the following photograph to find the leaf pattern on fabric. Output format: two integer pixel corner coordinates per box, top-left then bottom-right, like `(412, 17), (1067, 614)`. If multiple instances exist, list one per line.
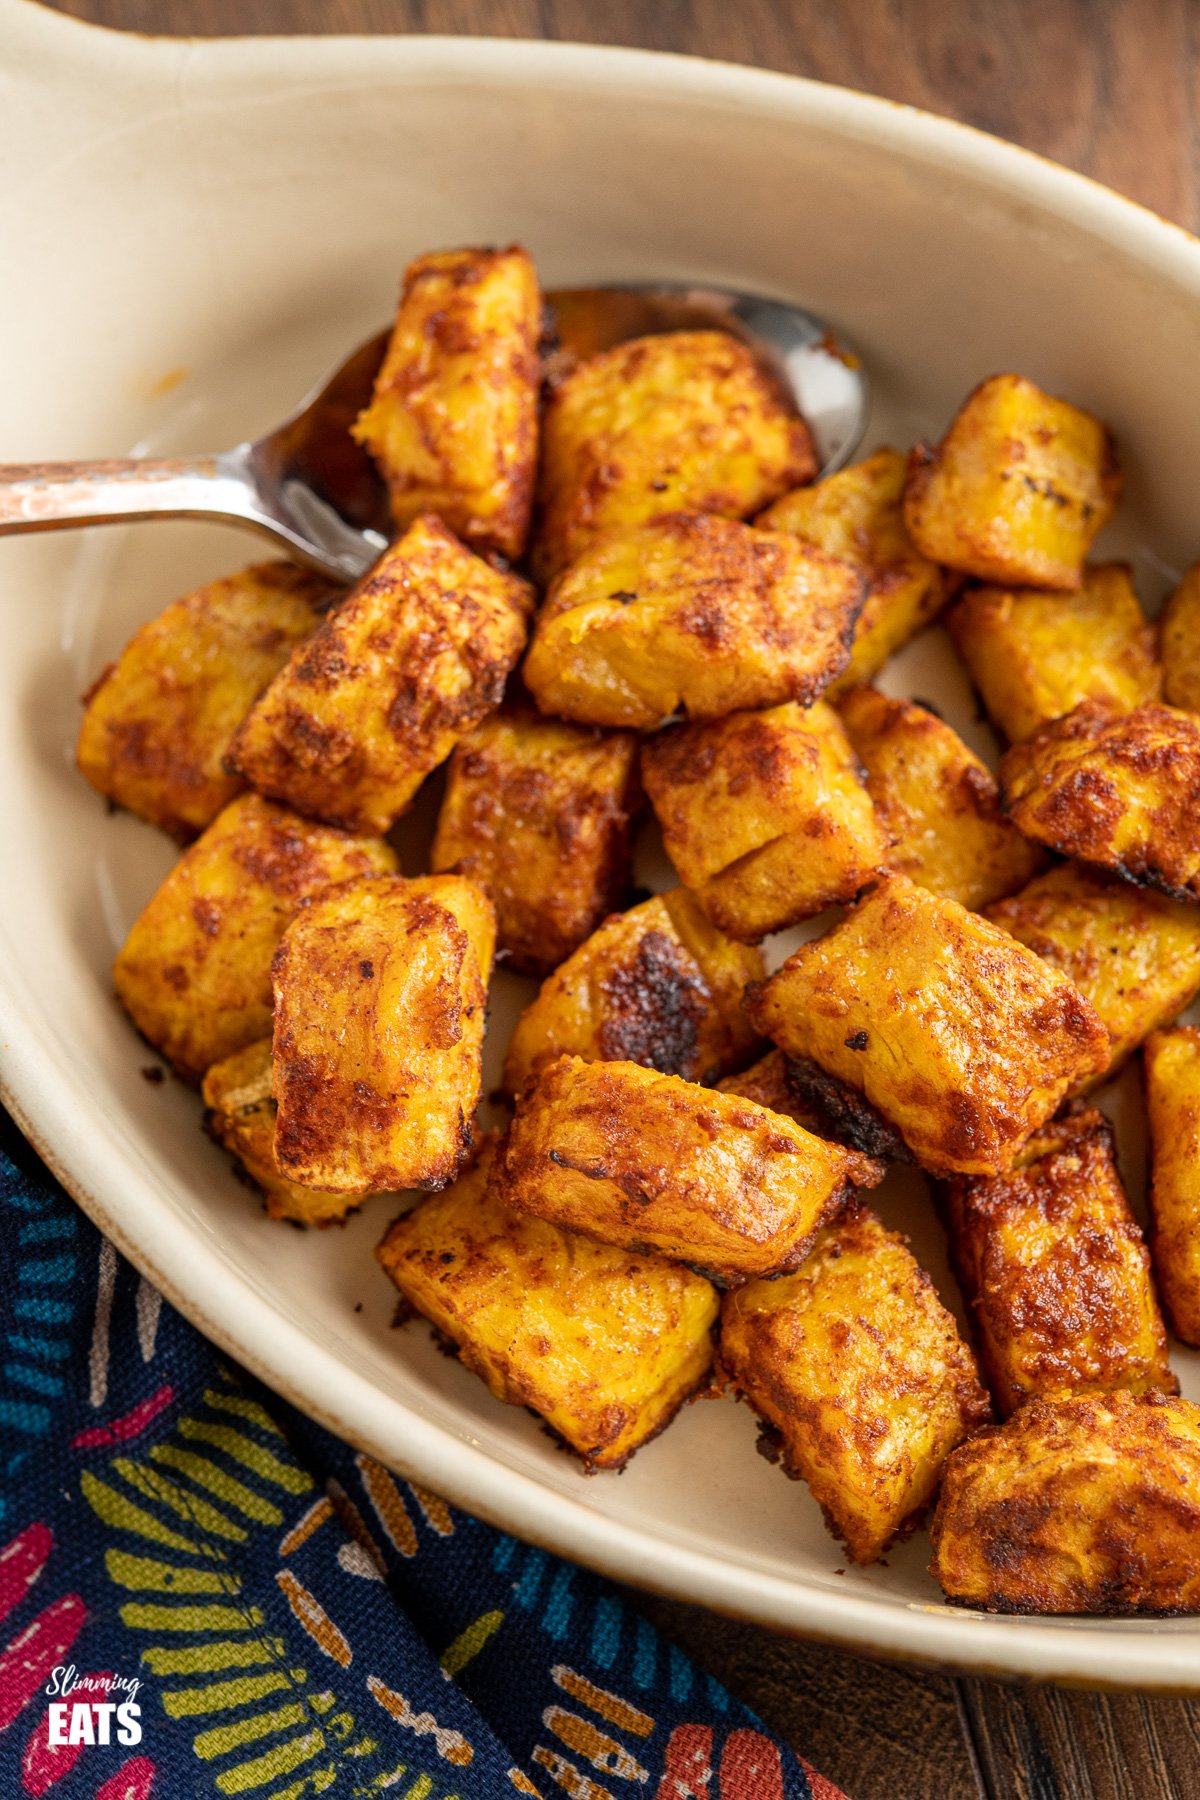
(0, 1113), (843, 1800)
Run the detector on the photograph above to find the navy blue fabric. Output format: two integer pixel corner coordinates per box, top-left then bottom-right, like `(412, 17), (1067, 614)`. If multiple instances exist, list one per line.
(0, 1111), (843, 1800)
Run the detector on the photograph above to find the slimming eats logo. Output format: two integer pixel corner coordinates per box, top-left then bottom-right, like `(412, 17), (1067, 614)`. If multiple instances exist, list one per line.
(45, 1665), (142, 1747)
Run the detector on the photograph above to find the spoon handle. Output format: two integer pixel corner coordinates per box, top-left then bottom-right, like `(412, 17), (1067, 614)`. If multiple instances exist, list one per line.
(0, 452), (257, 535)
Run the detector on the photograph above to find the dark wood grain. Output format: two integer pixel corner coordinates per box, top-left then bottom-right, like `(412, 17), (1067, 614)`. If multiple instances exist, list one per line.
(36, 2), (1200, 1796)
(956, 1681), (1200, 1800)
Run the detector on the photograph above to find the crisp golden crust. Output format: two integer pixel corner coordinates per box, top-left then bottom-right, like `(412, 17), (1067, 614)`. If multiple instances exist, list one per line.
(986, 862), (1200, 1085)
(718, 1204), (991, 1563)
(352, 246), (540, 560)
(940, 1108), (1175, 1417)
(746, 875), (1109, 1177)
(271, 873), (494, 1195)
(534, 329), (815, 580)
(113, 793), (397, 1082)
(999, 700), (1200, 902)
(1161, 563), (1200, 715)
(722, 1051), (906, 1171)
(523, 511), (863, 730)
(903, 375), (1120, 590)
(641, 700), (885, 941)
(377, 1136), (718, 1470)
(202, 1038), (365, 1226)
(228, 516), (534, 835)
(77, 561), (337, 843)
(491, 1054), (857, 1285)
(929, 1392), (1200, 1614)
(946, 563), (1161, 745)
(1144, 1028), (1200, 1347)
(839, 685), (1044, 911)
(430, 707), (641, 976)
(718, 1052), (889, 1187)
(500, 888), (763, 1098)
(757, 447), (950, 693)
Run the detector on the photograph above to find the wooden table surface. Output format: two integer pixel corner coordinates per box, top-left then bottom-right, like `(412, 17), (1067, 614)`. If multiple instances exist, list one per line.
(40, 3), (1200, 1796)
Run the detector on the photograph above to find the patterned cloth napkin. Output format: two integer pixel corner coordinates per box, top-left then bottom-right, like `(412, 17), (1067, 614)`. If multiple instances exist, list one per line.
(0, 1112), (845, 1800)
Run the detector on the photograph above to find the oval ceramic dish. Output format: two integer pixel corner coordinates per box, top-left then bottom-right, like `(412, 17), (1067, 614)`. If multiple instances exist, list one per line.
(4, 0), (1200, 1687)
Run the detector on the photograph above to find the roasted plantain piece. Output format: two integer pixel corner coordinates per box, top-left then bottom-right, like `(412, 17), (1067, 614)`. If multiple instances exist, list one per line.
(534, 330), (814, 580)
(746, 874), (1109, 1177)
(757, 447), (950, 693)
(941, 1108), (1175, 1417)
(1000, 700), (1200, 902)
(271, 873), (494, 1195)
(352, 246), (540, 561)
(490, 1054), (857, 1285)
(77, 562), (337, 843)
(903, 374), (1120, 590)
(113, 793), (397, 1082)
(377, 1137), (719, 1471)
(501, 888), (763, 1098)
(1144, 1028), (1200, 1347)
(640, 699), (884, 941)
(430, 707), (641, 976)
(202, 1038), (366, 1226)
(838, 685), (1044, 910)
(718, 1051), (888, 1189)
(946, 563), (1160, 744)
(522, 511), (863, 729)
(228, 516), (533, 835)
(1161, 562), (1200, 715)
(929, 1392), (1200, 1614)
(986, 862), (1200, 1084)
(719, 1204), (991, 1564)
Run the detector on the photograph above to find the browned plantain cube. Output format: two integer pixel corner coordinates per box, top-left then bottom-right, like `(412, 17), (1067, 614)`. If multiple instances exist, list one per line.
(271, 873), (494, 1195)
(523, 512), (863, 729)
(1144, 1028), (1200, 1347)
(903, 374), (1120, 590)
(113, 793), (397, 1081)
(1161, 563), (1200, 715)
(1000, 700), (1200, 902)
(941, 1108), (1175, 1417)
(838, 685), (1044, 910)
(500, 888), (763, 1098)
(641, 700), (884, 941)
(228, 517), (533, 834)
(491, 1054), (857, 1285)
(986, 862), (1200, 1084)
(352, 246), (540, 560)
(929, 1392), (1200, 1614)
(946, 562), (1161, 744)
(757, 447), (950, 692)
(719, 1204), (991, 1563)
(377, 1137), (719, 1470)
(718, 1051), (888, 1189)
(534, 330), (814, 579)
(202, 1038), (368, 1226)
(746, 875), (1109, 1176)
(77, 562), (337, 842)
(430, 707), (641, 976)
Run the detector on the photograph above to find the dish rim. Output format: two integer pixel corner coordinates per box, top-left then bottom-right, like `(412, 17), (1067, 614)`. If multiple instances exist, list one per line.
(6, 0), (1200, 1687)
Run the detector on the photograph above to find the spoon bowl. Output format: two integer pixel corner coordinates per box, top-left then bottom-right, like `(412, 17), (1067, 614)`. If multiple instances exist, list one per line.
(0, 284), (867, 583)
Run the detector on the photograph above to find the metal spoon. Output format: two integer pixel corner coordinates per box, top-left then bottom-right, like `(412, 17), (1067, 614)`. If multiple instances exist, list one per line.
(0, 286), (867, 584)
